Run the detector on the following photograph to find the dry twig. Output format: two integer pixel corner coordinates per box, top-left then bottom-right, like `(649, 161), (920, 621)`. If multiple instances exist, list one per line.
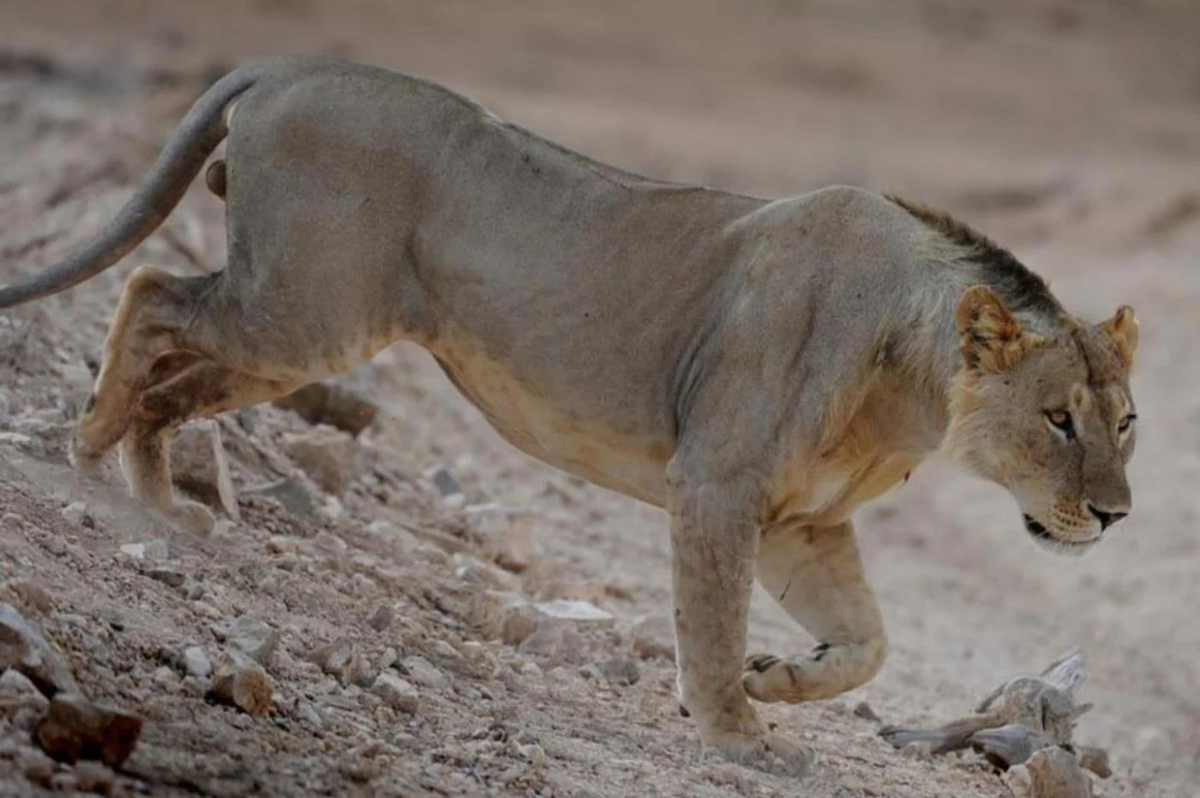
(879, 652), (1108, 797)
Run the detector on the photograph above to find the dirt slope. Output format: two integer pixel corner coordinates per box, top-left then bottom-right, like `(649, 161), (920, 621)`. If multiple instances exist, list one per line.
(1, 1), (1199, 796)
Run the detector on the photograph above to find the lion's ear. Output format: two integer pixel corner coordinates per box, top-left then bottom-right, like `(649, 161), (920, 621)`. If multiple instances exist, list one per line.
(955, 285), (1042, 373)
(1099, 305), (1138, 369)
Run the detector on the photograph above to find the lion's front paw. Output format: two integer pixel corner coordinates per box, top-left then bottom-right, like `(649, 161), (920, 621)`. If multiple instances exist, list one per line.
(744, 651), (812, 703)
(703, 729), (815, 777)
(745, 641), (883, 704)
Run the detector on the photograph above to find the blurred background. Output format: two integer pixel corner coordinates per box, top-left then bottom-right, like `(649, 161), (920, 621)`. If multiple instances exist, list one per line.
(1, 1), (1198, 796)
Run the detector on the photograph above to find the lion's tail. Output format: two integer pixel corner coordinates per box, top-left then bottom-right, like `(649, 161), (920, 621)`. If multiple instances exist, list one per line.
(0, 62), (269, 309)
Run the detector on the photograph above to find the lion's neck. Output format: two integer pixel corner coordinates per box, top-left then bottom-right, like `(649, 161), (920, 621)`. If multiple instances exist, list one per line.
(883, 261), (1063, 453)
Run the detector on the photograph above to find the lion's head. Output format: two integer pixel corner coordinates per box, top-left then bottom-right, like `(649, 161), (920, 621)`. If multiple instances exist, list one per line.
(945, 285), (1138, 554)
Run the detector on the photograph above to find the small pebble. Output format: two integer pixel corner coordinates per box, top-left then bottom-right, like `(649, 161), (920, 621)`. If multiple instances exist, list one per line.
(183, 646), (212, 679)
(373, 672), (419, 713)
(853, 701), (882, 723)
(147, 567), (186, 588)
(367, 604), (394, 632)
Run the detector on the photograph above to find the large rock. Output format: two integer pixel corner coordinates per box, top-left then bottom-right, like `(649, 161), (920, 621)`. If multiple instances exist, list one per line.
(0, 603), (78, 696)
(282, 427), (361, 495)
(35, 693), (143, 767)
(273, 381), (378, 437)
(169, 420), (240, 519)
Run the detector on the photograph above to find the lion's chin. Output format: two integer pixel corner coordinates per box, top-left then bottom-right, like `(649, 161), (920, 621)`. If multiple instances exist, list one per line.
(1022, 514), (1101, 556)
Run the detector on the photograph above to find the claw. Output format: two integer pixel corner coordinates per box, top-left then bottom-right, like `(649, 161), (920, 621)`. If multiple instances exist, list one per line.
(745, 653), (781, 673)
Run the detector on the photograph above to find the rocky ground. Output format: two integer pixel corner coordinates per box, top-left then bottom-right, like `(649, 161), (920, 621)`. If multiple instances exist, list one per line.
(1, 1), (1199, 796)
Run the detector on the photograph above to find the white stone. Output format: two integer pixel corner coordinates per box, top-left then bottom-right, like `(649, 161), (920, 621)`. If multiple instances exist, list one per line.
(183, 646), (212, 679)
(533, 599), (613, 624)
(119, 539), (169, 561)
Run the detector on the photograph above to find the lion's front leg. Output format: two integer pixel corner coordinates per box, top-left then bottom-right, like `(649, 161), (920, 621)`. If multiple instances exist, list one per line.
(744, 520), (887, 704)
(668, 471), (814, 776)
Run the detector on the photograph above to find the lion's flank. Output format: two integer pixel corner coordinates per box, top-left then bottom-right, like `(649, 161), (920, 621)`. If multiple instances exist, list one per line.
(884, 193), (1063, 319)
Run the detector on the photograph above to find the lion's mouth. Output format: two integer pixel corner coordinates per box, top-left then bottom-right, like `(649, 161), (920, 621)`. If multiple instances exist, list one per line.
(1022, 514), (1051, 540)
(1022, 515), (1100, 552)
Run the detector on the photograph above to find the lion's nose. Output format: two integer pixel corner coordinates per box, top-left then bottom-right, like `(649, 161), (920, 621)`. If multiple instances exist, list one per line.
(1087, 504), (1128, 530)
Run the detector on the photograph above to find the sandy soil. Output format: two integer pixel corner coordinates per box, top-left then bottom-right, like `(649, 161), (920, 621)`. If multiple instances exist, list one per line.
(1, 1), (1199, 795)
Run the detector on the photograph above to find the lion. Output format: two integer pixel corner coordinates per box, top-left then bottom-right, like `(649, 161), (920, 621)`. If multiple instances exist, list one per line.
(0, 58), (1138, 774)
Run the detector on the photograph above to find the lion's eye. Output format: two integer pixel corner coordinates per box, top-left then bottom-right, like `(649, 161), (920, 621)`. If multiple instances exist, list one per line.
(1118, 414), (1137, 433)
(1046, 410), (1075, 439)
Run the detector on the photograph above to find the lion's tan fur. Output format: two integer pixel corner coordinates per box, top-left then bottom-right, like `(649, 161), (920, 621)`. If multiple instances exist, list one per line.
(0, 58), (1139, 773)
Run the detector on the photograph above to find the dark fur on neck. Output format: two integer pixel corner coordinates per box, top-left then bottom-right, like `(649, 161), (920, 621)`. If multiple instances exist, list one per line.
(885, 193), (1064, 320)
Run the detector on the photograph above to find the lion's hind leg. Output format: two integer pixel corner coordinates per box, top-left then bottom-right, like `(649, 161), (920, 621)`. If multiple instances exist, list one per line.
(119, 359), (298, 533)
(744, 521), (887, 704)
(73, 267), (218, 473)
(72, 266), (293, 532)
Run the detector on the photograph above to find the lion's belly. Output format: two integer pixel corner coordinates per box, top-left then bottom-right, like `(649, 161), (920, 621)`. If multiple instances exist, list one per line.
(430, 344), (672, 506)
